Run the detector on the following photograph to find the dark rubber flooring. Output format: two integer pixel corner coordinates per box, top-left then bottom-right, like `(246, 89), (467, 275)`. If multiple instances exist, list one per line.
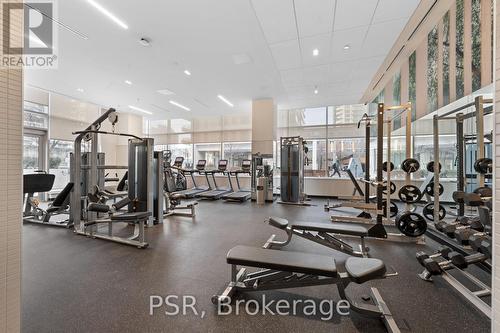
(22, 198), (491, 332)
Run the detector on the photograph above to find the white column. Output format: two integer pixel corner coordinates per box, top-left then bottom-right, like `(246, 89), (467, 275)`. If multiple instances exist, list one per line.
(251, 99), (275, 155)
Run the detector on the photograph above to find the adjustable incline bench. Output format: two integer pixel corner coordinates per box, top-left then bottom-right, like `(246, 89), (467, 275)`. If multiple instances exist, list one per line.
(213, 246), (400, 333)
(264, 217), (370, 257)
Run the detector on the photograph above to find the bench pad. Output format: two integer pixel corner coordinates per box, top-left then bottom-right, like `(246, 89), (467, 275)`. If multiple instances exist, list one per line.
(227, 246), (337, 277)
(111, 212), (151, 222)
(269, 217), (289, 229)
(345, 257), (386, 284)
(291, 222), (369, 237)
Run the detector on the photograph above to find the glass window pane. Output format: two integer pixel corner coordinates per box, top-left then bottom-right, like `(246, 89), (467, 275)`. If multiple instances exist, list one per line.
(288, 107), (326, 127)
(23, 136), (40, 173)
(24, 110), (48, 129)
(24, 101), (48, 113)
(443, 11), (450, 105)
(168, 144), (194, 169)
(48, 139), (73, 190)
(328, 138), (365, 178)
(456, 0), (465, 98)
(328, 104), (368, 125)
(409, 51), (417, 120)
(304, 139), (326, 177)
(393, 72), (401, 106)
(414, 135), (457, 179)
(194, 143), (221, 168)
(223, 142), (252, 169)
(471, 0), (481, 91)
(427, 26), (438, 113)
(169, 119), (192, 133)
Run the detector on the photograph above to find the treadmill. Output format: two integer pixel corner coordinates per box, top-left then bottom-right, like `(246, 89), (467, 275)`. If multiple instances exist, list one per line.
(173, 160), (210, 198)
(223, 159), (251, 202)
(196, 159), (233, 200)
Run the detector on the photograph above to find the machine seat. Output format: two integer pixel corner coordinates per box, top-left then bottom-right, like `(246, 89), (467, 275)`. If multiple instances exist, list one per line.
(268, 217), (289, 229)
(111, 212), (152, 222)
(227, 246), (337, 277)
(345, 257), (386, 284)
(291, 221), (369, 237)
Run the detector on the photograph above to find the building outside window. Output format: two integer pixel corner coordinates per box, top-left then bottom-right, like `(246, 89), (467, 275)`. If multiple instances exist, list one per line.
(169, 144), (194, 169)
(194, 143), (221, 168)
(48, 139), (73, 190)
(223, 142), (251, 169)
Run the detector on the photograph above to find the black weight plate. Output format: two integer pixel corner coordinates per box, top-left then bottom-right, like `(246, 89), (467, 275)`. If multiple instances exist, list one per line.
(474, 158), (492, 174)
(382, 181), (396, 195)
(396, 212), (427, 237)
(401, 158), (420, 173)
(398, 185), (422, 203)
(382, 161), (394, 172)
(422, 203), (446, 221)
(426, 161), (442, 173)
(424, 182), (444, 197)
(382, 200), (398, 218)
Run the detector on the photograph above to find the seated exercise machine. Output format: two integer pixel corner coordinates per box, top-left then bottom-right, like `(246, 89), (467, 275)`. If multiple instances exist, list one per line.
(85, 197), (151, 249)
(213, 245), (400, 333)
(172, 160), (210, 198)
(264, 217), (369, 257)
(223, 159), (252, 202)
(101, 171), (129, 201)
(23, 172), (74, 228)
(196, 159), (233, 200)
(154, 151), (197, 220)
(71, 108), (156, 247)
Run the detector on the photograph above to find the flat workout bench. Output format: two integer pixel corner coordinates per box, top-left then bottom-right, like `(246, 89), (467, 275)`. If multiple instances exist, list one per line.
(213, 246), (400, 333)
(264, 216), (370, 257)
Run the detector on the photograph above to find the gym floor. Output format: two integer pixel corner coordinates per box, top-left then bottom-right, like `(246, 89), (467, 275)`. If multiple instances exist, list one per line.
(22, 198), (490, 333)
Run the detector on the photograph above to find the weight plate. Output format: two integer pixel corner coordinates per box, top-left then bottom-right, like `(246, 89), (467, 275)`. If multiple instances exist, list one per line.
(426, 161), (442, 173)
(424, 182), (444, 197)
(398, 185), (422, 203)
(422, 203), (446, 221)
(382, 200), (398, 218)
(401, 158), (420, 173)
(473, 158), (492, 174)
(382, 161), (394, 172)
(382, 181), (396, 195)
(395, 212), (427, 237)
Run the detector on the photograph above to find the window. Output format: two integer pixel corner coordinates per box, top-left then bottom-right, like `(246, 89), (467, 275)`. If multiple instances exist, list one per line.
(414, 135), (457, 179)
(393, 72), (402, 130)
(427, 26), (438, 113)
(49, 140), (73, 190)
(23, 136), (40, 173)
(223, 142), (251, 169)
(409, 51), (417, 120)
(456, 0), (465, 98)
(304, 139), (326, 177)
(443, 11), (450, 105)
(194, 143), (221, 168)
(471, 0), (481, 91)
(24, 101), (49, 129)
(328, 105), (367, 125)
(328, 138), (365, 178)
(288, 107), (326, 127)
(169, 144), (194, 169)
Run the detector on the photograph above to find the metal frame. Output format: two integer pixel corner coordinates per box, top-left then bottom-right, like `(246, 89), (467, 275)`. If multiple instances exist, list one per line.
(83, 215), (149, 249)
(213, 265), (400, 333)
(263, 225), (368, 257)
(278, 136), (308, 205)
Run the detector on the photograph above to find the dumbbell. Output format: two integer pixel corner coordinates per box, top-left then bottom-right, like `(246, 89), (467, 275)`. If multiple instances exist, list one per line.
(443, 218), (484, 238)
(469, 234), (492, 258)
(418, 251), (487, 280)
(416, 246), (452, 265)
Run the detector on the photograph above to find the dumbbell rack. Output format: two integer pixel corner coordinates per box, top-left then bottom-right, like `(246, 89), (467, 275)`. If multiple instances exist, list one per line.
(426, 95), (493, 274)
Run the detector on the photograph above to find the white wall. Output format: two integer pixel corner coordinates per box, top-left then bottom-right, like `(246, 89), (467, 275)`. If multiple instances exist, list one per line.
(493, 1), (500, 330)
(0, 0), (23, 331)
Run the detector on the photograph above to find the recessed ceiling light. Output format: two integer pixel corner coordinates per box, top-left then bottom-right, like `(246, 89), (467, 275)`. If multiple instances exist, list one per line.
(184, 70), (191, 76)
(169, 100), (191, 111)
(343, 44), (350, 50)
(139, 37), (151, 47)
(217, 95), (234, 107)
(313, 48), (319, 56)
(86, 0), (128, 30)
(157, 89), (175, 96)
(129, 105), (153, 115)
(77, 88), (84, 92)
(314, 87), (319, 95)
(125, 80), (132, 85)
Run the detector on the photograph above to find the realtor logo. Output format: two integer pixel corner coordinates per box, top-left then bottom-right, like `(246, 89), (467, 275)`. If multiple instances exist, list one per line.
(2, 0), (58, 68)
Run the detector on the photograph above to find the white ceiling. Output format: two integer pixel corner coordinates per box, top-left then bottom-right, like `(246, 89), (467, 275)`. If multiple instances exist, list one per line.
(25, 0), (420, 119)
